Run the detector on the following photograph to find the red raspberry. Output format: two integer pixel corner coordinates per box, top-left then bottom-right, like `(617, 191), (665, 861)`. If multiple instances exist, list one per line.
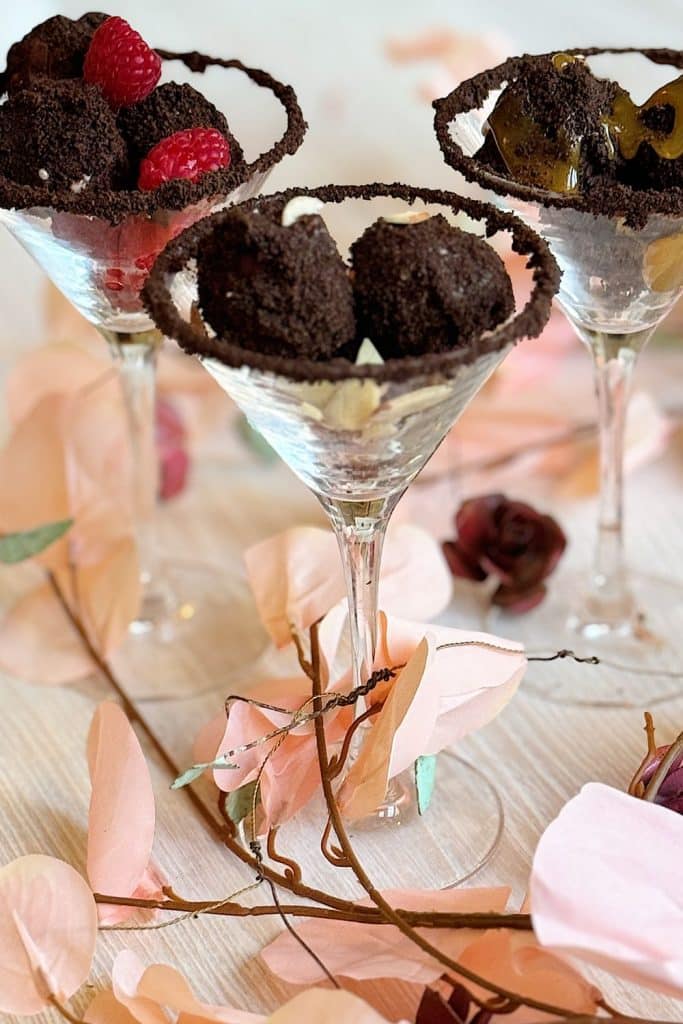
(83, 16), (161, 108)
(138, 128), (231, 191)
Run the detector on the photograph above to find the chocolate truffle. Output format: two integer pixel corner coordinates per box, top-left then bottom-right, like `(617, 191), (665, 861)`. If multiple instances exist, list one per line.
(350, 214), (514, 358)
(197, 207), (356, 359)
(4, 12), (107, 94)
(0, 78), (127, 192)
(118, 82), (241, 166)
(481, 55), (620, 192)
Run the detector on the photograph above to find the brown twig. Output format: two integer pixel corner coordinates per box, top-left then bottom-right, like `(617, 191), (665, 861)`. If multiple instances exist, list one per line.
(628, 712), (660, 796)
(307, 621), (653, 1024)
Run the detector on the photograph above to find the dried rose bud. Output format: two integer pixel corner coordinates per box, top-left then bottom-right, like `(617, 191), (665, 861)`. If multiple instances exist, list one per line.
(443, 493), (566, 614)
(640, 744), (683, 814)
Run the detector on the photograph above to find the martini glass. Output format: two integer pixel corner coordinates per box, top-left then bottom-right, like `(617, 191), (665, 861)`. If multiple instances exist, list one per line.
(434, 49), (683, 706)
(144, 183), (559, 887)
(0, 52), (305, 649)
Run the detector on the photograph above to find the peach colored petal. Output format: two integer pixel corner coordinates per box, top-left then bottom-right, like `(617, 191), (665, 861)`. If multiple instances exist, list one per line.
(44, 282), (100, 345)
(0, 854), (97, 1015)
(269, 989), (396, 1024)
(336, 616), (525, 791)
(262, 887), (511, 986)
(0, 395), (70, 570)
(72, 538), (141, 658)
(245, 525), (452, 649)
(63, 374), (135, 565)
(531, 783), (683, 998)
(110, 949), (264, 1023)
(459, 931), (598, 1022)
(0, 582), (94, 685)
(85, 988), (139, 1024)
(380, 525), (452, 621)
(87, 703), (163, 925)
(245, 527), (342, 648)
(339, 636), (430, 820)
(6, 341), (107, 425)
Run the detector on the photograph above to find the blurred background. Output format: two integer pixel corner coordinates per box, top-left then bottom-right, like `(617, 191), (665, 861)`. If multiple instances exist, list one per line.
(2, 0), (683, 346)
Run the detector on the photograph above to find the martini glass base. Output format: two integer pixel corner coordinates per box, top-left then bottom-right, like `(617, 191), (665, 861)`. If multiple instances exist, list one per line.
(254, 753), (503, 892)
(492, 570), (683, 708)
(115, 559), (268, 697)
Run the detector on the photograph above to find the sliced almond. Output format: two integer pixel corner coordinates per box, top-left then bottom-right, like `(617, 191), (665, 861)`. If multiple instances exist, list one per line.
(381, 209), (432, 225)
(643, 231), (683, 293)
(355, 338), (384, 365)
(281, 196), (325, 227)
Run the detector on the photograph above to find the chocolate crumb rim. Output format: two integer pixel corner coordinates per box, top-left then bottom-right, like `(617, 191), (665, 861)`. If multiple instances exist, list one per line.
(0, 49), (307, 224)
(433, 47), (683, 228)
(143, 181), (560, 384)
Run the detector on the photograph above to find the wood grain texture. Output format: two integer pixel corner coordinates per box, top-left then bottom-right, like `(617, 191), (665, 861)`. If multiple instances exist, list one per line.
(0, 347), (682, 1022)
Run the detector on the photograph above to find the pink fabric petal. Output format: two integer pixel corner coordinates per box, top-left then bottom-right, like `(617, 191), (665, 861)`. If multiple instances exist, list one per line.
(531, 783), (683, 997)
(110, 949), (264, 1023)
(0, 855), (97, 1015)
(458, 930), (599, 1019)
(0, 582), (94, 685)
(245, 527), (342, 648)
(0, 395), (70, 570)
(245, 524), (451, 649)
(262, 887), (510, 985)
(70, 538), (141, 658)
(87, 703), (164, 925)
(5, 342), (107, 426)
(270, 989), (396, 1024)
(379, 525), (452, 621)
(338, 637), (432, 820)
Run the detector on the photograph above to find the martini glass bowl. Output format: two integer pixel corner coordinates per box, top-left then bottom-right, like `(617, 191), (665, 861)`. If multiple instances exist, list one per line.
(434, 49), (683, 706)
(144, 182), (559, 888)
(0, 51), (305, 654)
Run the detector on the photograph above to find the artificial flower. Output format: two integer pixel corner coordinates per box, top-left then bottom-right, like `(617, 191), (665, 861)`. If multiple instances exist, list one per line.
(86, 702), (165, 925)
(197, 606), (524, 829)
(244, 523), (453, 649)
(0, 855), (97, 1015)
(531, 783), (683, 997)
(442, 494), (566, 613)
(85, 950), (398, 1024)
(0, 357), (140, 684)
(263, 886), (598, 1023)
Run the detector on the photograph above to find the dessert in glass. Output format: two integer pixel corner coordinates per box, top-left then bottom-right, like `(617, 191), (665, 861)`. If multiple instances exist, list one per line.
(144, 183), (559, 886)
(434, 49), (683, 705)
(0, 13), (306, 641)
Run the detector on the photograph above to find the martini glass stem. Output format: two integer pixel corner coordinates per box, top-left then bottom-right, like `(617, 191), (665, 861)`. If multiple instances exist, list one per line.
(323, 495), (413, 821)
(575, 330), (650, 635)
(103, 331), (161, 596)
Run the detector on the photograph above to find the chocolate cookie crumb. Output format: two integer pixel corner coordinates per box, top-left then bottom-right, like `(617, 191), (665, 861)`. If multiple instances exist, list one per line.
(197, 206), (356, 359)
(351, 215), (514, 357)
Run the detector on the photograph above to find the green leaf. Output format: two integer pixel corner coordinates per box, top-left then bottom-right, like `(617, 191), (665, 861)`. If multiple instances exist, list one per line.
(0, 519), (73, 564)
(171, 754), (238, 790)
(414, 754), (438, 816)
(226, 781), (259, 825)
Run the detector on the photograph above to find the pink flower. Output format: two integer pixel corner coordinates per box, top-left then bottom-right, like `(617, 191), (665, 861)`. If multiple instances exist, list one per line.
(443, 494), (566, 613)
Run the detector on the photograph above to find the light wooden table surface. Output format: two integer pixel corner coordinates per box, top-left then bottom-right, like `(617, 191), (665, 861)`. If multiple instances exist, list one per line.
(1, 339), (682, 1024)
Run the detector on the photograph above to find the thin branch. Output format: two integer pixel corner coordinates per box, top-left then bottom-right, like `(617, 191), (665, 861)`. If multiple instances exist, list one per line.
(308, 622), (646, 1024)
(47, 571), (227, 844)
